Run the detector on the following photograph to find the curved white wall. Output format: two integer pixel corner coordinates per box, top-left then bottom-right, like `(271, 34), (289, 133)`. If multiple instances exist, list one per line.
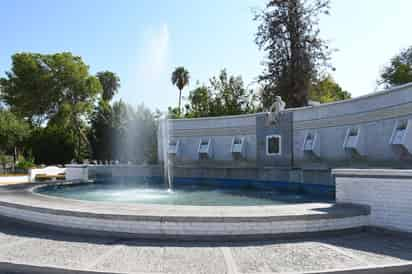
(159, 114), (257, 165)
(293, 83), (412, 168)
(158, 83), (412, 183)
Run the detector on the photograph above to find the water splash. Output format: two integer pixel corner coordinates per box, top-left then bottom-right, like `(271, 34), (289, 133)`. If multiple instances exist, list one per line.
(160, 116), (173, 191)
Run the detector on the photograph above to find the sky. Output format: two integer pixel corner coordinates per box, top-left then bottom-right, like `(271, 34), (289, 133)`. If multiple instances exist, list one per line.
(1, 0), (411, 112)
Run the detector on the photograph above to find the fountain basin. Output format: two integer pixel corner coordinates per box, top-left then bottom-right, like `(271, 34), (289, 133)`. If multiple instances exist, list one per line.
(0, 181), (370, 240)
(34, 177), (333, 206)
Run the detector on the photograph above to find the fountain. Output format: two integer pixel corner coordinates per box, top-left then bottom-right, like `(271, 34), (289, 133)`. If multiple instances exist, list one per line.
(160, 116), (173, 191)
(4, 84), (412, 240)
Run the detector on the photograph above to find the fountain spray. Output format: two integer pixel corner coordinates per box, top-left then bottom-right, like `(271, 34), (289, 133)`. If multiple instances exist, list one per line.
(160, 116), (173, 192)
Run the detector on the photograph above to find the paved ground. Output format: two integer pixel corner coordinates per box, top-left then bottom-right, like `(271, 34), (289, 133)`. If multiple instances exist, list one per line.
(0, 218), (411, 274)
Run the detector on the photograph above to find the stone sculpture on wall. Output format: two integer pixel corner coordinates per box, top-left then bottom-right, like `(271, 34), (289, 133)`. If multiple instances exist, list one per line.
(267, 96), (286, 126)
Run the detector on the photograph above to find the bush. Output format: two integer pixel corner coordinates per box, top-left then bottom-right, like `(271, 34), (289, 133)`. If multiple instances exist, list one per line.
(16, 156), (36, 171)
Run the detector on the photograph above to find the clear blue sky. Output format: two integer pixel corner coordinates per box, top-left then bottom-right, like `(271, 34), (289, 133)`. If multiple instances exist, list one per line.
(1, 0), (411, 111)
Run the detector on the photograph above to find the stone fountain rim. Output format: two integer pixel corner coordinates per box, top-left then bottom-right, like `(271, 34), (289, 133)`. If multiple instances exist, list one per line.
(0, 182), (369, 223)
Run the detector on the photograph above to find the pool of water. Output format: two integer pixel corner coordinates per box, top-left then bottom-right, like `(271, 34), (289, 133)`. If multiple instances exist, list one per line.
(36, 178), (331, 206)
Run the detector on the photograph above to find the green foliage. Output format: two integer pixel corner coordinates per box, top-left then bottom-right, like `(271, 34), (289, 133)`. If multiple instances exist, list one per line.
(184, 86), (212, 118)
(0, 154), (12, 174)
(128, 104), (158, 164)
(16, 155), (36, 170)
(0, 109), (30, 155)
(0, 52), (102, 161)
(89, 100), (113, 161)
(255, 0), (332, 108)
(0, 52), (102, 126)
(89, 100), (158, 164)
(30, 126), (76, 165)
(380, 47), (412, 88)
(210, 69), (258, 115)
(89, 99), (130, 161)
(171, 67), (190, 113)
(309, 76), (351, 103)
(183, 70), (258, 118)
(97, 71), (120, 101)
(0, 53), (56, 125)
(113, 103), (158, 164)
(167, 106), (182, 119)
(111, 100), (130, 131)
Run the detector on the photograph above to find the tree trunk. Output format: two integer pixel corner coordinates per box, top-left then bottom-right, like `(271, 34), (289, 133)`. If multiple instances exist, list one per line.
(178, 89), (182, 114)
(74, 118), (82, 163)
(288, 0), (309, 108)
(13, 146), (17, 173)
(78, 130), (81, 163)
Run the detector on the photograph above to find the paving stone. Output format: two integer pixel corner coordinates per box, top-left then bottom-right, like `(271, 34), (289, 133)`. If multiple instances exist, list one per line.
(0, 238), (115, 270)
(0, 217), (412, 274)
(231, 241), (362, 273)
(0, 232), (29, 248)
(94, 243), (228, 274)
(322, 232), (412, 265)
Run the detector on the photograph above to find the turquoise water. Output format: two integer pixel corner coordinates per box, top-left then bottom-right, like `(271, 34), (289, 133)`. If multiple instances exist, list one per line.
(36, 178), (330, 206)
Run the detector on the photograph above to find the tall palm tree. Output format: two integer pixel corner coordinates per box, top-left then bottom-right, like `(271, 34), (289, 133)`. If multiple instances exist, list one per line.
(96, 71), (121, 101)
(171, 67), (190, 114)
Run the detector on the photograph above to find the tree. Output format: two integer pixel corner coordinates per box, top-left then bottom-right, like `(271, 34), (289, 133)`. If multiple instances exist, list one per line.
(89, 72), (120, 161)
(30, 126), (76, 165)
(171, 67), (190, 114)
(89, 100), (158, 164)
(111, 101), (158, 164)
(132, 104), (158, 164)
(255, 0), (331, 108)
(89, 100), (113, 161)
(167, 106), (182, 119)
(97, 71), (120, 101)
(309, 75), (351, 103)
(185, 85), (212, 118)
(379, 47), (412, 88)
(0, 82), (5, 109)
(89, 99), (129, 162)
(1, 52), (102, 161)
(183, 70), (258, 118)
(0, 110), (30, 171)
(0, 155), (12, 174)
(0, 53), (59, 125)
(209, 69), (257, 116)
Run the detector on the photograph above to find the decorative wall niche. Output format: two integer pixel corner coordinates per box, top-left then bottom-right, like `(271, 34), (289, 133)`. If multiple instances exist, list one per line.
(167, 139), (180, 156)
(343, 127), (366, 156)
(231, 136), (246, 160)
(303, 131), (320, 157)
(198, 138), (213, 159)
(390, 119), (412, 154)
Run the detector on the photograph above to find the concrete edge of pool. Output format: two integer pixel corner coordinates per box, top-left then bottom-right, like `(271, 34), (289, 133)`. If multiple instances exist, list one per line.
(0, 182), (370, 240)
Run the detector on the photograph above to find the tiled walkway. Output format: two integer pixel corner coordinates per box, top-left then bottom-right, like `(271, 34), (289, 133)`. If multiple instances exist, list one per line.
(0, 218), (411, 274)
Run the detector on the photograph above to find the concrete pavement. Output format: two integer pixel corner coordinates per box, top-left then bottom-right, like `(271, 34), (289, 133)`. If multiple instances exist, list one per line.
(0, 217), (411, 274)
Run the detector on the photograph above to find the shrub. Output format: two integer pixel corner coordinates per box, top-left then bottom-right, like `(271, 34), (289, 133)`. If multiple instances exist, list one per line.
(16, 156), (36, 171)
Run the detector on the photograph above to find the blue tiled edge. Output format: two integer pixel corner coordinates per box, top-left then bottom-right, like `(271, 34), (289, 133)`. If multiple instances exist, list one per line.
(171, 177), (335, 199)
(94, 174), (335, 200)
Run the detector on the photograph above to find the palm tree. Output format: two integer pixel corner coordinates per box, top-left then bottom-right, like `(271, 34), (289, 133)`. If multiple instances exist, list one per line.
(171, 67), (190, 114)
(96, 71), (121, 101)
